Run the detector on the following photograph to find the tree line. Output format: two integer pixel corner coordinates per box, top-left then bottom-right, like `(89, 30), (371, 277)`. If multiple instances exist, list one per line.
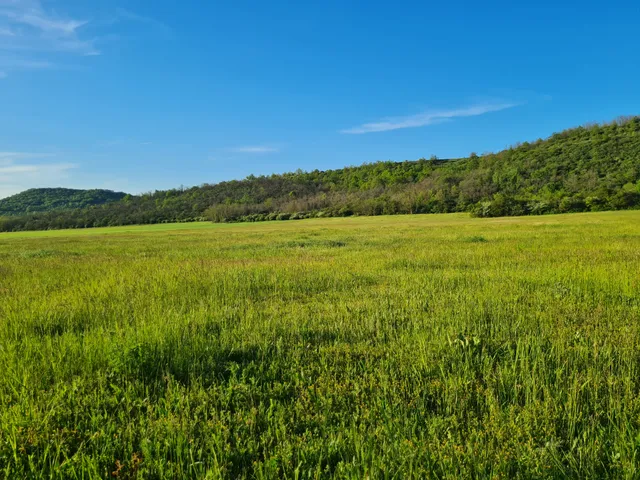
(1, 116), (639, 232)
(0, 188), (126, 216)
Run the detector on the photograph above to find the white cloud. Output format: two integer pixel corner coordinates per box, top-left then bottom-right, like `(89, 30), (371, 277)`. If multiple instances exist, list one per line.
(0, 57), (52, 70)
(0, 164), (39, 173)
(341, 102), (519, 134)
(0, 2), (168, 76)
(115, 8), (171, 35)
(0, 152), (76, 198)
(0, 0), (100, 60)
(4, 11), (86, 36)
(0, 151), (55, 161)
(229, 146), (279, 154)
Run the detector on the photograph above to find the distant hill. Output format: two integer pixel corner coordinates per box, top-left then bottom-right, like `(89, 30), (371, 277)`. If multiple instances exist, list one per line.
(0, 188), (127, 216)
(1, 116), (639, 232)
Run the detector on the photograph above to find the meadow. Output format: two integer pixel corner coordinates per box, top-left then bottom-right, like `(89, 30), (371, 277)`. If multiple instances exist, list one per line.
(1, 212), (640, 479)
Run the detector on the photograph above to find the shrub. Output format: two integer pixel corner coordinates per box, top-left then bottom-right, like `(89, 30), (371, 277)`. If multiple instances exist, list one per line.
(586, 197), (608, 211)
(559, 196), (587, 213)
(337, 206), (353, 217)
(527, 201), (551, 216)
(610, 190), (640, 209)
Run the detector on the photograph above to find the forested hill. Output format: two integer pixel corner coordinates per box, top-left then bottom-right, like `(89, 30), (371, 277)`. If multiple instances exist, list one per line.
(1, 116), (639, 232)
(0, 188), (127, 216)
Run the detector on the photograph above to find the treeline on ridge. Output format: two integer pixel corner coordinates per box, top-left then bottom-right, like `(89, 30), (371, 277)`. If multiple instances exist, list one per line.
(0, 116), (639, 232)
(0, 188), (126, 216)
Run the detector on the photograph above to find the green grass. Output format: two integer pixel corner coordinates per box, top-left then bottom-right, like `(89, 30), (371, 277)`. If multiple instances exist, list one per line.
(0, 220), (229, 238)
(1, 211), (640, 478)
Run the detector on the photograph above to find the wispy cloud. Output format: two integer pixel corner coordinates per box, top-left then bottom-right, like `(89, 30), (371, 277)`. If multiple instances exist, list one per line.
(0, 56), (53, 70)
(0, 0), (98, 77)
(5, 12), (87, 36)
(95, 138), (154, 149)
(229, 146), (279, 154)
(341, 102), (519, 134)
(0, 151), (76, 198)
(0, 151), (55, 162)
(0, 0), (99, 55)
(0, 2), (169, 78)
(115, 8), (171, 35)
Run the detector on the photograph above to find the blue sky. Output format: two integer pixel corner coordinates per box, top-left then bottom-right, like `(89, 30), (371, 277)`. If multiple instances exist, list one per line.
(0, 0), (639, 198)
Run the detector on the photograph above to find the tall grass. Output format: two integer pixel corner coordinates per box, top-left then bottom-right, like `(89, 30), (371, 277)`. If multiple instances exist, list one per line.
(1, 212), (639, 478)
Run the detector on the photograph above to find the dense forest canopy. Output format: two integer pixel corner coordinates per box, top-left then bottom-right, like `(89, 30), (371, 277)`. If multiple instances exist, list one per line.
(1, 116), (639, 232)
(0, 188), (126, 216)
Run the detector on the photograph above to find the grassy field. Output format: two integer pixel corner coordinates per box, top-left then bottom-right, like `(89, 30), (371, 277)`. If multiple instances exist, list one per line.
(1, 212), (640, 478)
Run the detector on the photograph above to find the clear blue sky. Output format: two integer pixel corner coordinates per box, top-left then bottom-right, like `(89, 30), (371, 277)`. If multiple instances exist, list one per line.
(1, 0), (638, 198)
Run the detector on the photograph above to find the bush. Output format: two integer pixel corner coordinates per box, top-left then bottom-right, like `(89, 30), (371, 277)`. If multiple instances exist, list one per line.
(527, 201), (551, 215)
(586, 197), (608, 211)
(337, 206), (353, 217)
(470, 202), (493, 218)
(559, 196), (587, 213)
(243, 213), (267, 222)
(471, 195), (528, 218)
(610, 191), (640, 209)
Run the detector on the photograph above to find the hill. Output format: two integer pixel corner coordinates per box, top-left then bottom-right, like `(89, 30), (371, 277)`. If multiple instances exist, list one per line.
(0, 116), (639, 232)
(0, 188), (127, 216)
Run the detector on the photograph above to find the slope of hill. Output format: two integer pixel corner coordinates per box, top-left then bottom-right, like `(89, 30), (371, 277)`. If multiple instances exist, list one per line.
(1, 116), (638, 232)
(0, 188), (127, 216)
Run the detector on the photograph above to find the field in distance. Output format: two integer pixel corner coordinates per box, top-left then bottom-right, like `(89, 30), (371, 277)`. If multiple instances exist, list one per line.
(1, 212), (640, 478)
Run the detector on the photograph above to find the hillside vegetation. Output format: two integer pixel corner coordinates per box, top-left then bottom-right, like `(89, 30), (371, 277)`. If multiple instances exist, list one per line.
(0, 188), (126, 216)
(1, 116), (638, 232)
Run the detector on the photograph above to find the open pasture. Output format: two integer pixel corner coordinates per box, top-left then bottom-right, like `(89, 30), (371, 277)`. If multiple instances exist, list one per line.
(1, 212), (640, 478)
